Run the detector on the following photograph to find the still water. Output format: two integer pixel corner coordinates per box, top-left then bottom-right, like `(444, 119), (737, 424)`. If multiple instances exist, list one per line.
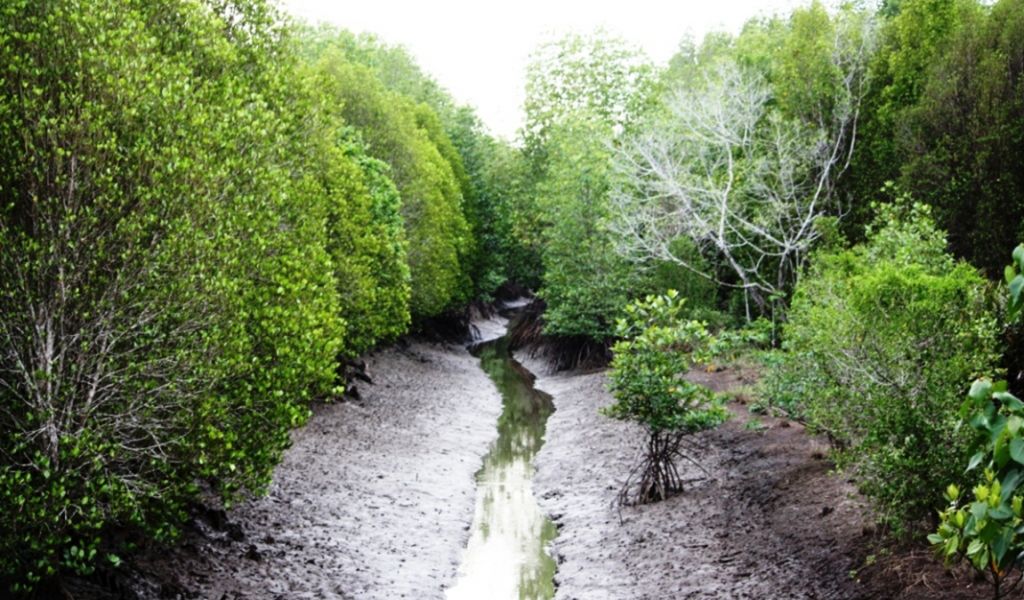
(446, 336), (557, 600)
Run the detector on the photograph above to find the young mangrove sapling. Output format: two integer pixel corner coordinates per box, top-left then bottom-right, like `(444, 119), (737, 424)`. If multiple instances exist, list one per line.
(603, 290), (728, 505)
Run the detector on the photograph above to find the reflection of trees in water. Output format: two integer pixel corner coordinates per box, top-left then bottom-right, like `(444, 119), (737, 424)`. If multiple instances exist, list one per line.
(478, 338), (554, 464)
(448, 337), (557, 599)
(518, 516), (558, 599)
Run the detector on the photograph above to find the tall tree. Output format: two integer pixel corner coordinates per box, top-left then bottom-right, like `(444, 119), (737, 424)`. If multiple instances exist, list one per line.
(610, 5), (876, 320)
(0, 0), (346, 587)
(840, 0), (978, 236)
(308, 46), (471, 318)
(520, 31), (658, 340)
(900, 0), (1024, 275)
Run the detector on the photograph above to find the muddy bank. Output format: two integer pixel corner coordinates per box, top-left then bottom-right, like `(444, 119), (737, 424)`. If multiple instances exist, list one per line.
(527, 359), (985, 600)
(123, 327), (506, 600)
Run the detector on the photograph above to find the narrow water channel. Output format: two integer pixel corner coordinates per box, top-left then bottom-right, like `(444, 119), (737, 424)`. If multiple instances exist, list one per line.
(446, 335), (557, 600)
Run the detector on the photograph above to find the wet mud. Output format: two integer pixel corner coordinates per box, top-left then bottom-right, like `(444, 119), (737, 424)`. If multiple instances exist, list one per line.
(73, 317), (994, 600)
(525, 358), (993, 600)
(124, 326), (507, 600)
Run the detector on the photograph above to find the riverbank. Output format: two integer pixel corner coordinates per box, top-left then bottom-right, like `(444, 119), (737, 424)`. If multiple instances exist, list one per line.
(526, 358), (991, 599)
(65, 314), (994, 599)
(113, 325), (506, 600)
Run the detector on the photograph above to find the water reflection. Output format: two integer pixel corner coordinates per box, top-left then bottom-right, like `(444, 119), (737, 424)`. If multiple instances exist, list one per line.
(447, 337), (557, 600)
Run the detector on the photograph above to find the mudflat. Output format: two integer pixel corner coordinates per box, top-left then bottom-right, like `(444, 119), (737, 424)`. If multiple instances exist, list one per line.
(123, 334), (504, 600)
(527, 358), (990, 600)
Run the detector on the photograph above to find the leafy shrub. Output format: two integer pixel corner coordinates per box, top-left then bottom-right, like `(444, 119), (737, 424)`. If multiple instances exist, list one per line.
(603, 291), (728, 504)
(707, 317), (774, 363)
(756, 349), (825, 419)
(930, 245), (1024, 599)
(0, 0), (346, 590)
(931, 381), (1024, 599)
(779, 201), (1000, 533)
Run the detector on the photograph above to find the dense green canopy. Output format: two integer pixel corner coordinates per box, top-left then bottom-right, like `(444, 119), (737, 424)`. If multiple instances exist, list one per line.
(4, 0), (1024, 592)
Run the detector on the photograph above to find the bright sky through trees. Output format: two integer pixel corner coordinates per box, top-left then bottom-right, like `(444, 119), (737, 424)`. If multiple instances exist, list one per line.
(281, 0), (818, 139)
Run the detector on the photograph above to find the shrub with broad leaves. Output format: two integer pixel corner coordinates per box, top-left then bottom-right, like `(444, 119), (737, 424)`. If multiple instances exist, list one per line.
(603, 290), (728, 504)
(931, 245), (1024, 600)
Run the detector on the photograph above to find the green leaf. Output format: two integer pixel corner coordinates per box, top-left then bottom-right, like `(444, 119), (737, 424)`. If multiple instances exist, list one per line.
(946, 534), (961, 557)
(996, 392), (1024, 412)
(1000, 470), (1024, 504)
(971, 501), (990, 524)
(1011, 275), (1024, 307)
(993, 528), (1011, 562)
(989, 505), (1013, 521)
(1010, 439), (1024, 466)
(970, 411), (992, 432)
(970, 379), (993, 403)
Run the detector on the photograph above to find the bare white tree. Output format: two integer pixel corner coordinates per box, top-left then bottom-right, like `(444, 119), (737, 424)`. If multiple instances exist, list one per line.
(609, 14), (876, 321)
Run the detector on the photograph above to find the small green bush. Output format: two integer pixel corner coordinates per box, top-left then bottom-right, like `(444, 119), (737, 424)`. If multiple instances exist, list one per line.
(779, 201), (1000, 533)
(603, 291), (728, 504)
(931, 381), (1024, 599)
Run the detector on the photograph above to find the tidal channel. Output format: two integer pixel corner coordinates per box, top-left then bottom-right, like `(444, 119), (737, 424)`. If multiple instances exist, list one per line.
(446, 336), (557, 600)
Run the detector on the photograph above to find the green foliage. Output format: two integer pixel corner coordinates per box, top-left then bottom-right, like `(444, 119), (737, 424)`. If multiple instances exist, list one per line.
(302, 37), (471, 319)
(0, 0), (436, 589)
(316, 132), (411, 356)
(603, 291), (728, 434)
(1009, 246), (1024, 321)
(299, 27), (529, 300)
(777, 200), (1000, 533)
(755, 349), (818, 418)
(523, 31), (655, 153)
(840, 0), (972, 227)
(302, 56), (412, 355)
(645, 238), (723, 323)
(521, 32), (660, 340)
(444, 108), (529, 299)
(898, 0), (1024, 276)
(838, 0), (1024, 270)
(930, 247), (1024, 599)
(603, 291), (727, 505)
(535, 116), (638, 340)
(707, 318), (775, 363)
(931, 388), (1024, 597)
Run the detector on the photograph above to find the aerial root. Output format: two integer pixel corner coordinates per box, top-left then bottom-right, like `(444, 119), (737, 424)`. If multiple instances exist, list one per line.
(617, 430), (706, 507)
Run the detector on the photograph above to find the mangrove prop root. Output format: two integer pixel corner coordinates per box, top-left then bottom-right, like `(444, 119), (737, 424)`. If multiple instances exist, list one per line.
(618, 430), (705, 506)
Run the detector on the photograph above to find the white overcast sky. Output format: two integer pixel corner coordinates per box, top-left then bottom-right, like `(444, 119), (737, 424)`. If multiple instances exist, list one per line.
(280, 0), (818, 140)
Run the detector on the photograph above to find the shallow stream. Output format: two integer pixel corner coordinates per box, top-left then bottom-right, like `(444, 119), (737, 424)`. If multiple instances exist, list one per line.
(446, 336), (557, 600)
